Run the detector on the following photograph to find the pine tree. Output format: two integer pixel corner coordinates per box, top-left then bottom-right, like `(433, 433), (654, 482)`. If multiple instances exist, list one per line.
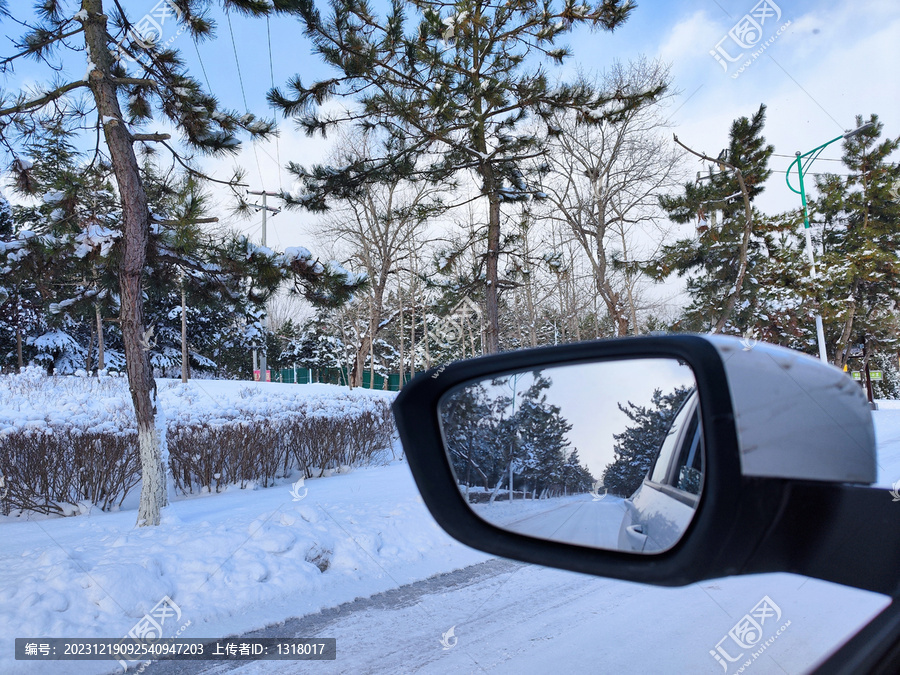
(512, 373), (572, 494)
(441, 381), (496, 492)
(602, 385), (692, 497)
(811, 114), (900, 368)
(562, 448), (594, 494)
(0, 0), (362, 526)
(649, 105), (775, 335)
(0, 191), (45, 370)
(272, 0), (664, 353)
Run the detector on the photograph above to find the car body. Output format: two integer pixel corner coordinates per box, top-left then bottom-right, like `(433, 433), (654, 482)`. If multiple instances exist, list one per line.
(618, 390), (702, 553)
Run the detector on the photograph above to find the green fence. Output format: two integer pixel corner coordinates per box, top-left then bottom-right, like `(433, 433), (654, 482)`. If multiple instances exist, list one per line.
(276, 367), (412, 391)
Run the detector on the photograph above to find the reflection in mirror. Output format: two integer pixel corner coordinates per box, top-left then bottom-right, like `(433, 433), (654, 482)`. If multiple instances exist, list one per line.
(437, 358), (701, 554)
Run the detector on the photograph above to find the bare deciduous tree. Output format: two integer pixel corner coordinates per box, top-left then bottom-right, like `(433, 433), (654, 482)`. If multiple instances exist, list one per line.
(536, 60), (682, 336)
(318, 136), (441, 387)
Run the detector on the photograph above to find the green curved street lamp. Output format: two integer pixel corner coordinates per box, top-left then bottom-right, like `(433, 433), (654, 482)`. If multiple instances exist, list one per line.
(786, 121), (875, 363)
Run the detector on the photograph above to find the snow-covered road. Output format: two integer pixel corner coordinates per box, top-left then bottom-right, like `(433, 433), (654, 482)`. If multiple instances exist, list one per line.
(143, 554), (885, 674)
(500, 496), (627, 549)
(137, 409), (900, 675)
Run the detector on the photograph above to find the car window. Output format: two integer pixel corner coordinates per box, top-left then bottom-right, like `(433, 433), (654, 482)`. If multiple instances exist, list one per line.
(649, 396), (696, 485)
(674, 412), (703, 495)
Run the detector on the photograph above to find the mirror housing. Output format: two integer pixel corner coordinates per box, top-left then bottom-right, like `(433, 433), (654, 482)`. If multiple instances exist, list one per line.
(393, 335), (894, 593)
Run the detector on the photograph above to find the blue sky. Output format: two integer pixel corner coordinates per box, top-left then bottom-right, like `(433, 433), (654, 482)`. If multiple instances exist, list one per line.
(3, 0), (899, 252)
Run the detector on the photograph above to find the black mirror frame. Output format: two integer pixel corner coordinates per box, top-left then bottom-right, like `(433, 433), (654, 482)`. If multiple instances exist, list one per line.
(393, 335), (748, 586)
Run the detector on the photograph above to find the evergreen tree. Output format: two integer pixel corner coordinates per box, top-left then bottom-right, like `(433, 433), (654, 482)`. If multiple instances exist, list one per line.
(602, 385), (692, 497)
(441, 370), (592, 499)
(811, 114), (900, 368)
(0, 0), (363, 526)
(512, 373), (572, 494)
(441, 382), (496, 491)
(746, 215), (813, 351)
(562, 448), (594, 494)
(0, 192), (45, 370)
(648, 105), (775, 335)
(272, 0), (664, 353)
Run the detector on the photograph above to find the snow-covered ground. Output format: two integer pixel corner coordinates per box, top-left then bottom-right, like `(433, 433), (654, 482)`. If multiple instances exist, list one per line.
(2, 389), (900, 674)
(0, 459), (491, 675)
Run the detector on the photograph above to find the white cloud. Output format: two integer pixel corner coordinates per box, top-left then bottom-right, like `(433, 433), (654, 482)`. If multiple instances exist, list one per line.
(653, 0), (900, 216)
(657, 10), (722, 81)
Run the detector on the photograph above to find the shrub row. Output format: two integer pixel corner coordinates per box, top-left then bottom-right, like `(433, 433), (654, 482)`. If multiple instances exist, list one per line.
(168, 402), (395, 495)
(0, 428), (141, 515)
(0, 398), (396, 516)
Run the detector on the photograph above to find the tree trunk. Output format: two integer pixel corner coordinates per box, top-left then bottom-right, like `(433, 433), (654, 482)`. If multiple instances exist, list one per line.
(368, 321), (375, 387)
(834, 287), (858, 369)
(620, 229), (640, 334)
(83, 0), (165, 526)
(351, 332), (372, 388)
(15, 291), (22, 373)
(488, 473), (505, 504)
(15, 325), (22, 373)
(351, 280), (386, 388)
(96, 304), (105, 370)
(409, 292), (416, 380)
(863, 337), (875, 406)
(422, 304), (431, 369)
(398, 291), (404, 389)
(523, 270), (537, 347)
(181, 286), (189, 383)
(484, 188), (502, 354)
(85, 320), (95, 372)
(712, 173), (753, 334)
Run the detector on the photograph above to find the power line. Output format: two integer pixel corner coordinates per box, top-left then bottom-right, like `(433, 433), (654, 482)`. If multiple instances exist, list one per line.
(225, 10), (249, 111)
(225, 8), (265, 186)
(192, 40), (211, 92)
(266, 15), (284, 192)
(771, 152), (844, 162)
(769, 168), (854, 177)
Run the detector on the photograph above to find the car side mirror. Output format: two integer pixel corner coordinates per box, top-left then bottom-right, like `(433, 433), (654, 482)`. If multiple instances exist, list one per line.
(393, 335), (900, 595)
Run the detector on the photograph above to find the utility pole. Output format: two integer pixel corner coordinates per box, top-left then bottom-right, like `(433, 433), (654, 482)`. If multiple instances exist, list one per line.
(247, 190), (282, 382)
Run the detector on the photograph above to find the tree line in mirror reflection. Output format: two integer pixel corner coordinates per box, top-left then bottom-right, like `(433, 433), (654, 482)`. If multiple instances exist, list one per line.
(441, 371), (594, 502)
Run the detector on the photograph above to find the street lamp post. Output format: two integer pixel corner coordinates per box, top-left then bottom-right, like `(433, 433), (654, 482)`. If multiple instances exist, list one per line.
(786, 122), (874, 363)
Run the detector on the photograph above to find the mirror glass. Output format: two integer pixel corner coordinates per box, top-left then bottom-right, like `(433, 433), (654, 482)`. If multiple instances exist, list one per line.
(437, 358), (702, 554)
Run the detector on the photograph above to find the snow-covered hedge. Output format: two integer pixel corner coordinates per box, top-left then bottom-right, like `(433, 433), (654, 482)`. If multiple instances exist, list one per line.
(166, 384), (395, 493)
(0, 368), (396, 516)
